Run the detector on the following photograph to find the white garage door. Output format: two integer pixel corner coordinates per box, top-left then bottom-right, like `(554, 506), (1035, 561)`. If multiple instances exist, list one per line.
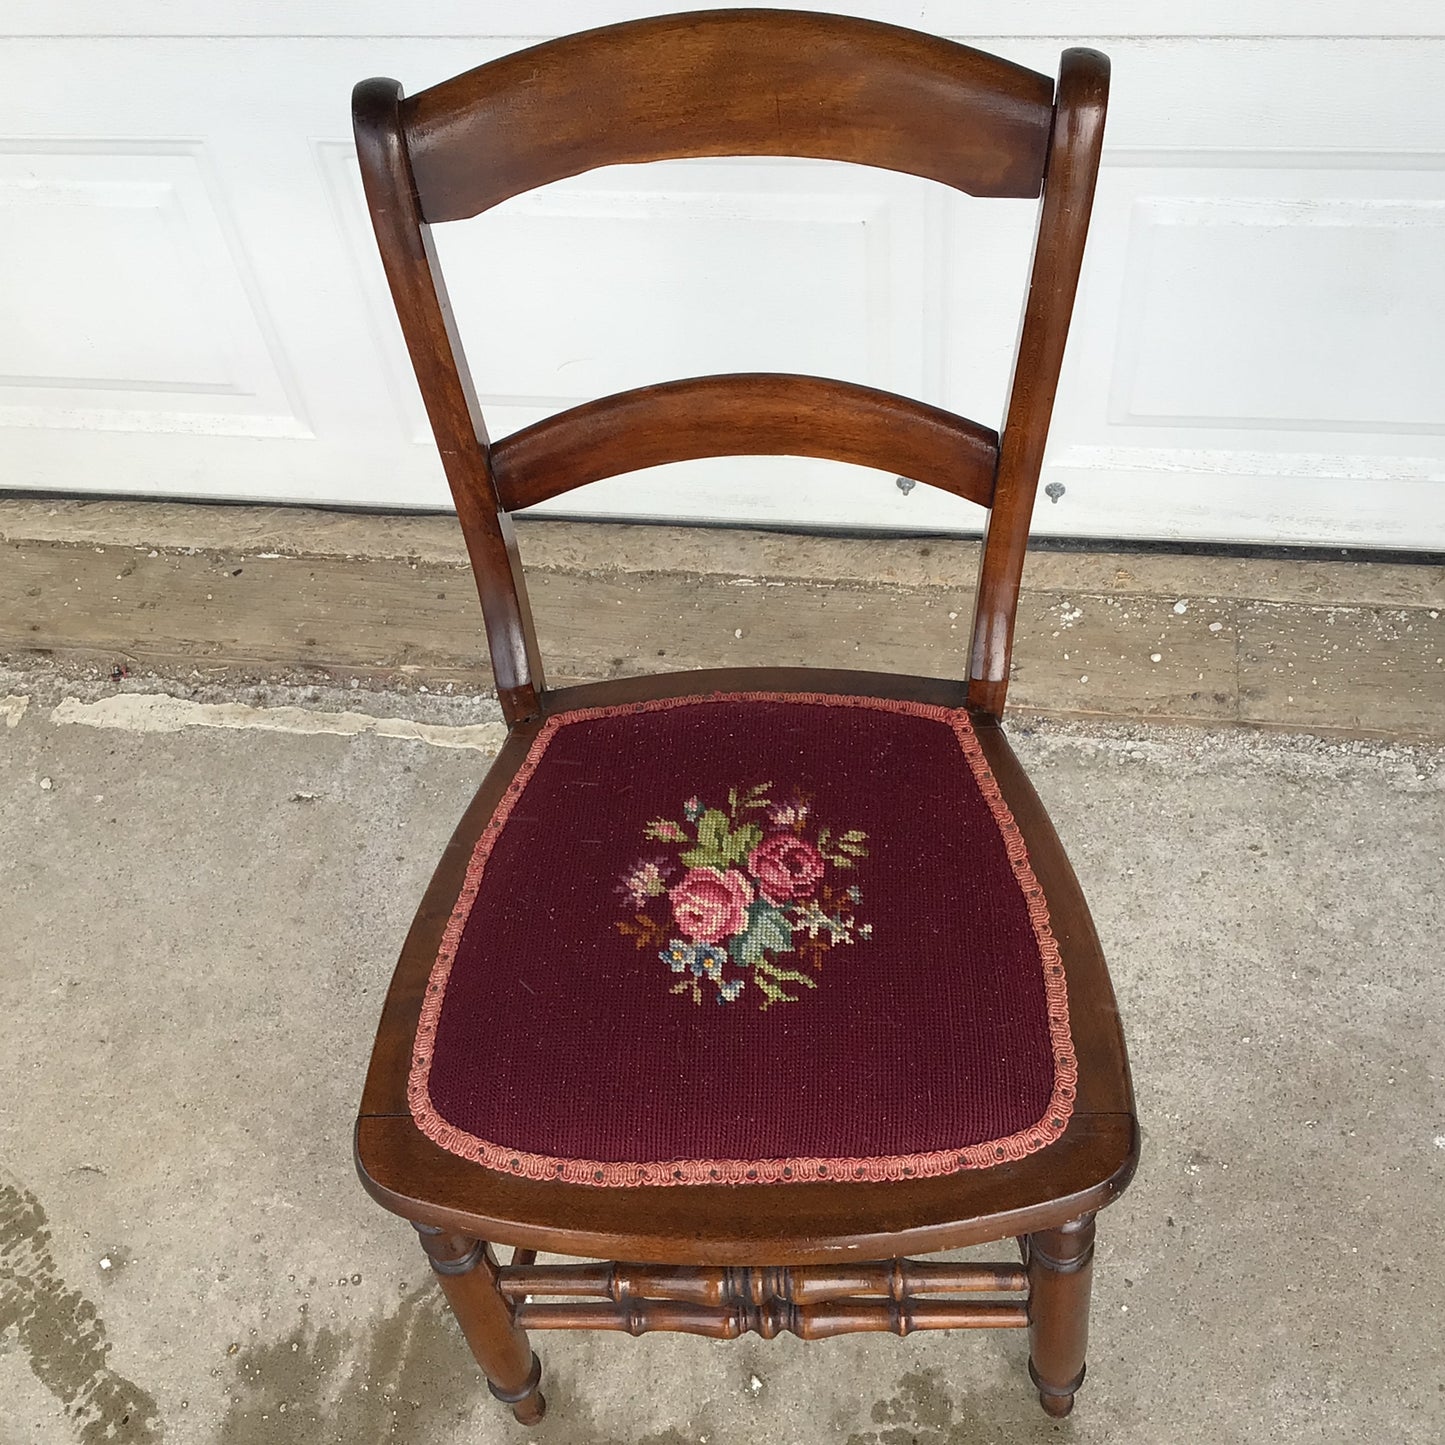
(3, 1), (1444, 549)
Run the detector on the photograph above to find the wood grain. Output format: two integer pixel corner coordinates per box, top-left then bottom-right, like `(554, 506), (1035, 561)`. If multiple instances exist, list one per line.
(353, 77), (543, 725)
(406, 9), (1053, 221)
(967, 48), (1109, 716)
(491, 374), (999, 513)
(1237, 604), (1445, 737)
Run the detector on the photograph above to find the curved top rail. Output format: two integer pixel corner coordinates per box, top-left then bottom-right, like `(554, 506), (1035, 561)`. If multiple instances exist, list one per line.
(489, 373), (999, 513)
(404, 9), (1054, 221)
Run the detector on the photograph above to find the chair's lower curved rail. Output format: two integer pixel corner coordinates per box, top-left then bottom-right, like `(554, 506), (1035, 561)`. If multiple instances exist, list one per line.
(489, 373), (1000, 512)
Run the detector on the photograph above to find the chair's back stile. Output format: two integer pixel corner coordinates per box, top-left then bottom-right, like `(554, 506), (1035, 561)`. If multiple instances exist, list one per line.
(352, 16), (1108, 727)
(353, 78), (544, 725)
(967, 49), (1110, 717)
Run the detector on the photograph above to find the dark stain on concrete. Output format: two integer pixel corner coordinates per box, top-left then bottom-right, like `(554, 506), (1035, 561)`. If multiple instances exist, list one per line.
(220, 1284), (734, 1445)
(0, 1172), (162, 1444)
(216, 1284), (481, 1444)
(848, 1367), (1038, 1445)
(530, 1386), (714, 1445)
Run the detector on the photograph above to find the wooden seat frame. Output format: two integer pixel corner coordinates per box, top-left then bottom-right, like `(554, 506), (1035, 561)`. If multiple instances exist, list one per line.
(352, 9), (1136, 1425)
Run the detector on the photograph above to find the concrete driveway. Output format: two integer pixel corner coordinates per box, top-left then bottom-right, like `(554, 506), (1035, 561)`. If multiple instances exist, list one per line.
(2, 664), (1442, 1444)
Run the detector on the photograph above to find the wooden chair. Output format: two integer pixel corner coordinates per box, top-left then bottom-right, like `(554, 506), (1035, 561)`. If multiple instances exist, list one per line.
(352, 9), (1135, 1426)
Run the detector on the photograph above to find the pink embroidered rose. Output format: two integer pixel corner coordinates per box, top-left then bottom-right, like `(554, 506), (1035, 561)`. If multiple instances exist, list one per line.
(669, 867), (755, 944)
(748, 833), (825, 904)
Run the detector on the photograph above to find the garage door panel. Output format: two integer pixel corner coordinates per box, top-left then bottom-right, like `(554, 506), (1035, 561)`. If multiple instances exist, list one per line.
(1037, 151), (1445, 542)
(1, 15), (1442, 546)
(0, 142), (308, 439)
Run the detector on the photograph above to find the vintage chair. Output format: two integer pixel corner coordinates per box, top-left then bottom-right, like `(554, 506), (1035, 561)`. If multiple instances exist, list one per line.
(352, 9), (1135, 1426)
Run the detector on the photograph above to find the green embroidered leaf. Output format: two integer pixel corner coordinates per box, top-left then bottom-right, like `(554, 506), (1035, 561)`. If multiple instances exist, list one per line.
(737, 782), (773, 813)
(681, 814), (762, 870)
(645, 819), (687, 842)
(726, 822), (763, 865)
(727, 899), (794, 966)
(752, 958), (817, 1008)
(818, 827), (868, 867)
(699, 808), (729, 848)
(728, 784), (773, 820)
(755, 960), (816, 987)
(752, 973), (792, 1007)
(679, 808), (730, 867)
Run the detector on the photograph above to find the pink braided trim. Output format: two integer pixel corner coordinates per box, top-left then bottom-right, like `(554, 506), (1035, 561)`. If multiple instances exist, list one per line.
(408, 691), (1077, 1187)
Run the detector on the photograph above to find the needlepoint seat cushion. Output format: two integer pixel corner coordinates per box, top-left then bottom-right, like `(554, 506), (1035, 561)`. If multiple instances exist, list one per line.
(410, 692), (1076, 1187)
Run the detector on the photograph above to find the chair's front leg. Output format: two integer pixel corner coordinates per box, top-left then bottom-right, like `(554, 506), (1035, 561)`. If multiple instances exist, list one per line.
(1026, 1212), (1095, 1417)
(414, 1223), (545, 1424)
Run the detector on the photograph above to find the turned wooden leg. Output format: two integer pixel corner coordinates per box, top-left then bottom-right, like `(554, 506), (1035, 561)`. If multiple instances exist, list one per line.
(415, 1224), (545, 1424)
(1026, 1213), (1095, 1418)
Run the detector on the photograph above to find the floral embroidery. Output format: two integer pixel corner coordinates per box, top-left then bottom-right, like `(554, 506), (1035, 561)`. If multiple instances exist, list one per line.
(615, 782), (872, 1008)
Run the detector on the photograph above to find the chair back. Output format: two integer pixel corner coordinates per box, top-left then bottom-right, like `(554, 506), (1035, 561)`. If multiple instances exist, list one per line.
(352, 10), (1109, 723)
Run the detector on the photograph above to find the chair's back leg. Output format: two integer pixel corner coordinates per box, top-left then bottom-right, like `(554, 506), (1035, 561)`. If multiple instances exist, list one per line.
(415, 1224), (546, 1424)
(1025, 1213), (1096, 1417)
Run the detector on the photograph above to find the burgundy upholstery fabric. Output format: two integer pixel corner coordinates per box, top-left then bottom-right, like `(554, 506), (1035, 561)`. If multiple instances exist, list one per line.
(412, 694), (1075, 1186)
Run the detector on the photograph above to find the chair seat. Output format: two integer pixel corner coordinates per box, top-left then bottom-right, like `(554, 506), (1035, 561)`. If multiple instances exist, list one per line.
(409, 690), (1077, 1188)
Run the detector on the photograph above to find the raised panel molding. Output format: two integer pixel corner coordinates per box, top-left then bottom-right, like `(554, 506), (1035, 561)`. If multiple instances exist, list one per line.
(3, 29), (1443, 544)
(0, 141), (309, 437)
(1036, 149), (1445, 544)
(1111, 194), (1445, 434)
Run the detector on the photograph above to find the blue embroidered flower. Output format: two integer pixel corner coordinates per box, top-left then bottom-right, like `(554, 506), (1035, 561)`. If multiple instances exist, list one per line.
(661, 940), (729, 978)
(659, 940), (742, 1002)
(692, 944), (728, 980)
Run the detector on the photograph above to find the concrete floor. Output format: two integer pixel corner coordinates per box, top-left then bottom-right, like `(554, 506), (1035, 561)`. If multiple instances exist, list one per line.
(1, 664), (1442, 1445)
